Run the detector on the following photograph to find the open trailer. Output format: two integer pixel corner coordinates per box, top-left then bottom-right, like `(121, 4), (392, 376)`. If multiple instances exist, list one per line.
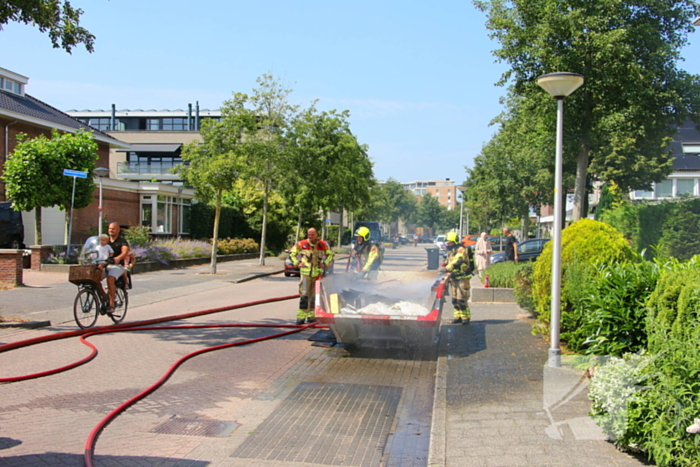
(314, 271), (447, 350)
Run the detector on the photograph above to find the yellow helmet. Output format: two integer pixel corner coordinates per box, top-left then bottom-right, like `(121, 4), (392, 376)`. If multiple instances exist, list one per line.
(445, 231), (459, 244)
(355, 226), (370, 241)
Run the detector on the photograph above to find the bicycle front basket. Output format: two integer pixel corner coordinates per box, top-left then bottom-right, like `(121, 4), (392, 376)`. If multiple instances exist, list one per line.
(69, 264), (102, 285)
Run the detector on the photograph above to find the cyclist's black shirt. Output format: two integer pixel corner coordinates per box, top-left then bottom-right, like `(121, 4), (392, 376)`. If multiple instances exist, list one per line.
(109, 235), (130, 265)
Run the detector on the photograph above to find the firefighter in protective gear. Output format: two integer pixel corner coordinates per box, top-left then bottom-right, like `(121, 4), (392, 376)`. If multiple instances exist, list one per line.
(444, 231), (474, 324)
(290, 228), (334, 325)
(353, 226), (382, 279)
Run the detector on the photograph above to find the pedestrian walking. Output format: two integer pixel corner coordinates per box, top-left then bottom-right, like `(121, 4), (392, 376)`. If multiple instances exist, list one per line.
(289, 228), (334, 324)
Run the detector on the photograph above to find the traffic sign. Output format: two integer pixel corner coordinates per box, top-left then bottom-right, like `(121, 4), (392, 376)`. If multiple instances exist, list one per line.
(63, 169), (88, 178)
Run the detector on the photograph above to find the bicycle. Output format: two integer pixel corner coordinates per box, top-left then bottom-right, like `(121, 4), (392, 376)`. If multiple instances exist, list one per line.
(69, 264), (128, 329)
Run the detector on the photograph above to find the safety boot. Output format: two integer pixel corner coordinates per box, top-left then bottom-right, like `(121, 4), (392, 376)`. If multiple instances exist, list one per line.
(296, 319), (305, 325)
(452, 317), (462, 324)
(306, 318), (317, 324)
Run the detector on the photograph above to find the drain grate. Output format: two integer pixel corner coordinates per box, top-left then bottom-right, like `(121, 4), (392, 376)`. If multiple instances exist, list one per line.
(231, 382), (402, 466)
(151, 416), (239, 437)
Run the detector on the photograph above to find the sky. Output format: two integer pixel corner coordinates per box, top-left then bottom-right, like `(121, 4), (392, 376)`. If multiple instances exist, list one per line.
(3, 0), (700, 184)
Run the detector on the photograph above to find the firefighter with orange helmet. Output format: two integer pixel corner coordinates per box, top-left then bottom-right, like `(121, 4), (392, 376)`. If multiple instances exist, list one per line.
(443, 231), (474, 324)
(290, 228), (334, 324)
(353, 226), (382, 279)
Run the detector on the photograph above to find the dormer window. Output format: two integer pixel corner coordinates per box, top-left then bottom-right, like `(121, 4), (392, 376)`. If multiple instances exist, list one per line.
(0, 67), (28, 96)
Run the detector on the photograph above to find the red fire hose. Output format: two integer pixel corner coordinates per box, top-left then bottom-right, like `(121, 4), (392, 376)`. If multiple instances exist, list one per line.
(0, 293), (325, 467)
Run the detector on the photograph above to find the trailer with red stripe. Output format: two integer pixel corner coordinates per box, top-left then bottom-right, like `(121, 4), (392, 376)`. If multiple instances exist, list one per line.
(314, 271), (447, 350)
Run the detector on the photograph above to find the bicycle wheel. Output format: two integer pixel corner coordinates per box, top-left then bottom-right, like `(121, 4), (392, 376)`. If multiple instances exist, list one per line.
(73, 288), (99, 329)
(110, 286), (128, 323)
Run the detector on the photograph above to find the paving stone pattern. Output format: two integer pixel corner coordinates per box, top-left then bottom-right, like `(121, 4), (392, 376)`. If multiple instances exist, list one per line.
(442, 303), (654, 467)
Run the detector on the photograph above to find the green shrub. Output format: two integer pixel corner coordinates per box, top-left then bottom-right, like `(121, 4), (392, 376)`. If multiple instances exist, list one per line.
(565, 261), (658, 356)
(657, 203), (700, 261)
(484, 261), (530, 289)
(216, 237), (259, 255)
(645, 257), (700, 353)
(618, 336), (700, 466)
(532, 219), (636, 331)
(513, 263), (536, 314)
(123, 225), (151, 248)
(608, 257), (700, 466)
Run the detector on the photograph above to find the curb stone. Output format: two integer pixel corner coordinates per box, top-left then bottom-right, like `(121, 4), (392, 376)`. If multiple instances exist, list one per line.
(0, 320), (51, 329)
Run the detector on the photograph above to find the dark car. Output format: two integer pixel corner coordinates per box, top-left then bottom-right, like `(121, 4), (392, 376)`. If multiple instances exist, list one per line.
(0, 202), (24, 249)
(284, 251), (335, 277)
(490, 238), (550, 265)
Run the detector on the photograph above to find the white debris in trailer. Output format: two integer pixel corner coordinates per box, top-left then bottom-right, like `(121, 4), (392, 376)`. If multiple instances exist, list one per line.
(340, 301), (430, 316)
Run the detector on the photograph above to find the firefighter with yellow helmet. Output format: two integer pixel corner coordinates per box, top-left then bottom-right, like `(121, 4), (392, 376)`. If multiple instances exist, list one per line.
(443, 231), (474, 324)
(352, 226), (382, 279)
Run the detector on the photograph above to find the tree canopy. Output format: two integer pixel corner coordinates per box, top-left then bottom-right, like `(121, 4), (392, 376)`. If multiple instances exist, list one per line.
(475, 0), (700, 221)
(2, 130), (98, 244)
(1, 0), (96, 53)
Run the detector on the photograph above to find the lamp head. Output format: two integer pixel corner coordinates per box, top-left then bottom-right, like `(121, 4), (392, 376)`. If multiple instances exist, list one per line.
(93, 167), (109, 178)
(537, 72), (584, 98)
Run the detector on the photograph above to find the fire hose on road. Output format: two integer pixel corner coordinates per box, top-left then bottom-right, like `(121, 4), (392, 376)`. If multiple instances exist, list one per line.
(0, 293), (325, 467)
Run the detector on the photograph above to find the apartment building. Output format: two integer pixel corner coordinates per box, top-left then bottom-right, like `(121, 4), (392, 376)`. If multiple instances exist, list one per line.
(67, 105), (221, 185)
(403, 179), (459, 210)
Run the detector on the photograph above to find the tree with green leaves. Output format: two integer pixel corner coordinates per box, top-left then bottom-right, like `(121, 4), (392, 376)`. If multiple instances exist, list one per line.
(416, 193), (443, 236)
(284, 106), (374, 245)
(372, 179), (416, 234)
(1, 0), (96, 53)
(2, 130), (97, 244)
(475, 0), (700, 221)
(238, 74), (297, 265)
(178, 94), (250, 274)
(467, 95), (553, 232)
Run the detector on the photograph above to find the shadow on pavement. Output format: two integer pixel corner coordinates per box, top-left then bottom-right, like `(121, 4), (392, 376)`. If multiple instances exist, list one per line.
(0, 452), (208, 466)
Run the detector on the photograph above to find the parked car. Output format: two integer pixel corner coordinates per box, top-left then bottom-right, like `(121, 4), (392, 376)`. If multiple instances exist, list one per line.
(462, 234), (505, 251)
(434, 235), (446, 251)
(0, 202), (24, 249)
(490, 238), (550, 264)
(284, 251), (335, 277)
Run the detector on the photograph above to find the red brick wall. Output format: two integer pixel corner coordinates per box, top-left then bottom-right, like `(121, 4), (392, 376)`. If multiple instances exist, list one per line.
(0, 118), (111, 202)
(72, 188), (140, 244)
(0, 251), (23, 285)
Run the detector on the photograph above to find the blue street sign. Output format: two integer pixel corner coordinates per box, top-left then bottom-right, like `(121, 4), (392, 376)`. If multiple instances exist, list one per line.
(63, 169), (88, 178)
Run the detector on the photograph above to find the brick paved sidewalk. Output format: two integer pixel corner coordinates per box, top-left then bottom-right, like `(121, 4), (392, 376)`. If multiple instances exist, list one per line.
(429, 301), (655, 467)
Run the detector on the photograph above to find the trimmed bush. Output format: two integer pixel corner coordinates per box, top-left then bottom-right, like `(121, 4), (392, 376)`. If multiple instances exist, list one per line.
(484, 261), (530, 289)
(513, 263), (536, 315)
(531, 219), (635, 332)
(216, 237), (259, 255)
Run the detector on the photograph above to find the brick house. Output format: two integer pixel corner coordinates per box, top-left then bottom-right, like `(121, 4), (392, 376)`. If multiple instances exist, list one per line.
(0, 66), (195, 247)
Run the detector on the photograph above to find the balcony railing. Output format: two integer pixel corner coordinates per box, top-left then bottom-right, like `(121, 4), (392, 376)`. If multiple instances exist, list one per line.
(117, 161), (188, 177)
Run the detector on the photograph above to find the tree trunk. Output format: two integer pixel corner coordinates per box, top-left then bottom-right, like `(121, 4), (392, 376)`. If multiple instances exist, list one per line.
(521, 210), (530, 240)
(296, 210), (302, 243)
(211, 190), (221, 275)
(572, 147), (589, 222)
(259, 180), (269, 266)
(35, 207), (42, 245)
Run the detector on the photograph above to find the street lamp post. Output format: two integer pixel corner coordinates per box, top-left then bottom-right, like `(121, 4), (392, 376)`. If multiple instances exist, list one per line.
(536, 72), (584, 368)
(94, 167), (109, 237)
(459, 192), (464, 236)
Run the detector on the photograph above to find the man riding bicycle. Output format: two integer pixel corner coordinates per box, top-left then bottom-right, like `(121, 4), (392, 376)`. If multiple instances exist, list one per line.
(104, 222), (130, 314)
